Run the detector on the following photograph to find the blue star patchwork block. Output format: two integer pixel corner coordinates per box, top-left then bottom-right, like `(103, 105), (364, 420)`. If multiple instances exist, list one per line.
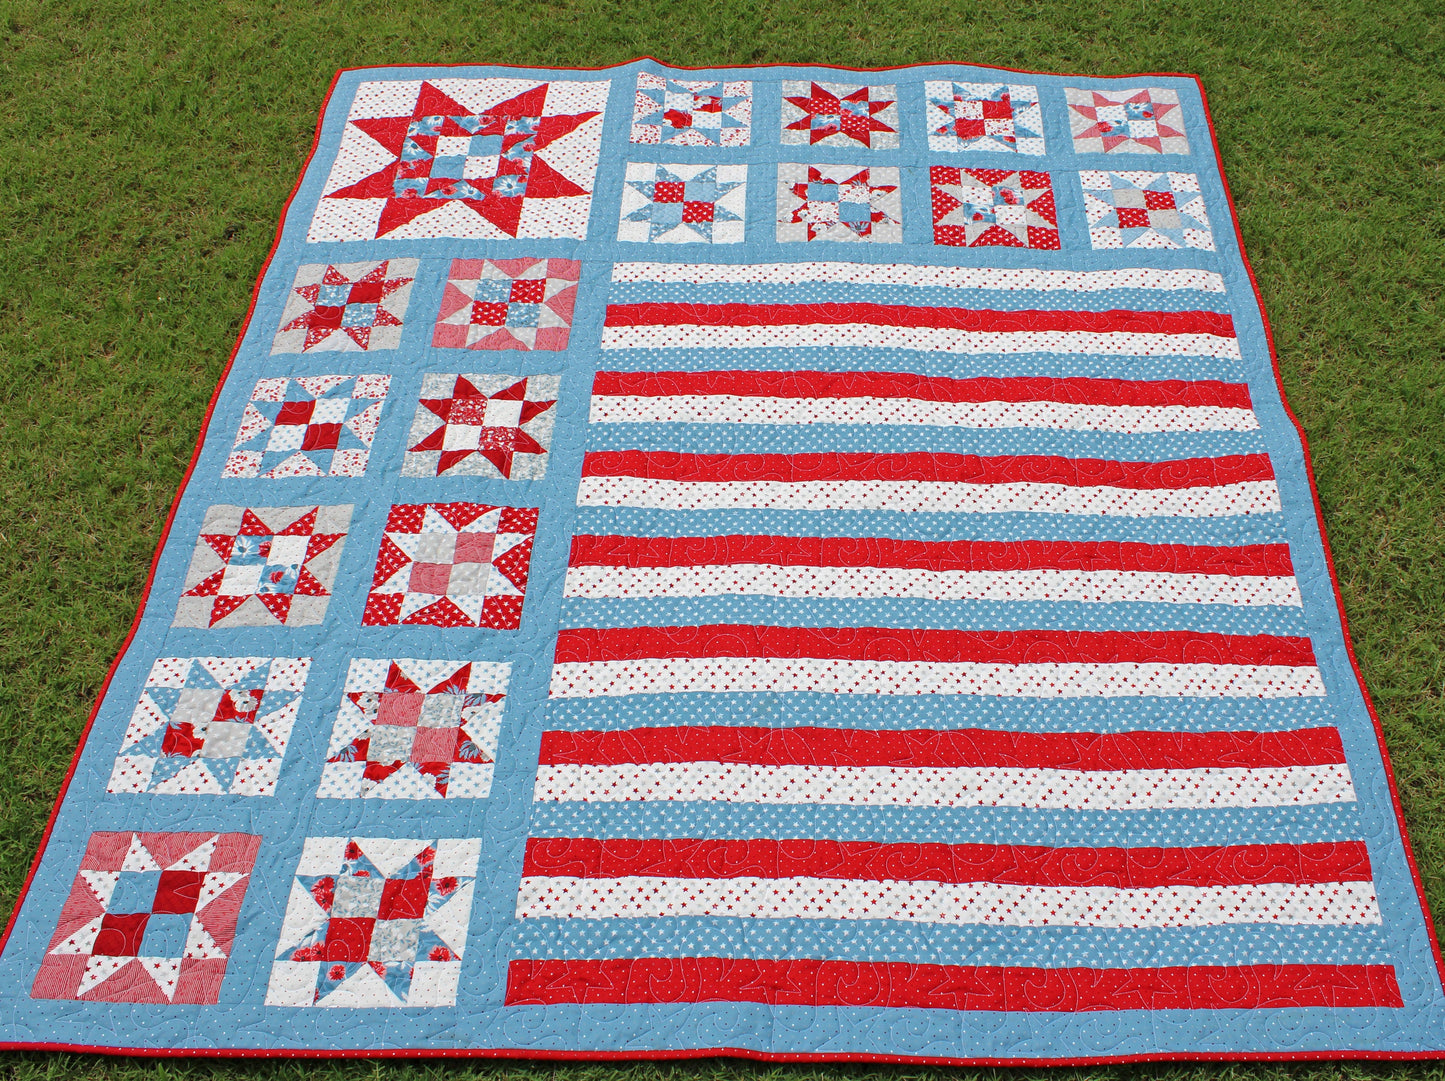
(630, 72), (751, 146)
(223, 375), (390, 479)
(618, 163), (747, 244)
(926, 82), (1045, 155)
(1080, 170), (1214, 249)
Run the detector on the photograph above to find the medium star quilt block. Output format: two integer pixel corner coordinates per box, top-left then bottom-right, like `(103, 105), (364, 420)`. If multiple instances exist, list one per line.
(1067, 87), (1189, 154)
(930, 167), (1060, 249)
(630, 72), (751, 146)
(318, 659), (510, 800)
(618, 163), (747, 245)
(222, 375), (390, 479)
(779, 81), (898, 149)
(173, 505), (352, 629)
(432, 258), (580, 351)
(401, 374), (559, 480)
(362, 503), (538, 630)
(265, 837), (480, 1008)
(925, 82), (1045, 154)
(270, 261), (416, 354)
(107, 657), (311, 797)
(1081, 169), (1215, 250)
(776, 164), (901, 243)
(31, 832), (260, 1004)
(309, 79), (610, 241)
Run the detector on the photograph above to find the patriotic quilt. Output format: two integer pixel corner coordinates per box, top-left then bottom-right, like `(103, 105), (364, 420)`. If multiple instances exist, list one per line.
(1, 60), (1443, 1064)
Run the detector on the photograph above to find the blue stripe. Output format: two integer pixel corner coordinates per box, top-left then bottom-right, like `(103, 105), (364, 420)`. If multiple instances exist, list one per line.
(606, 282), (1231, 314)
(557, 596), (1309, 637)
(526, 802), (1364, 849)
(592, 348), (1245, 383)
(542, 692), (1342, 734)
(511, 918), (1390, 968)
(584, 422), (1267, 461)
(571, 507), (1292, 547)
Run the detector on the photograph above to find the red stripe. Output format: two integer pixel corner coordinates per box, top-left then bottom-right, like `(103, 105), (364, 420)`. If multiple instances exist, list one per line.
(591, 370), (1254, 410)
(537, 725), (1346, 770)
(579, 451), (1275, 487)
(602, 303), (1237, 340)
(568, 535), (1296, 577)
(521, 838), (1371, 887)
(553, 626), (1319, 667)
(505, 959), (1402, 1010)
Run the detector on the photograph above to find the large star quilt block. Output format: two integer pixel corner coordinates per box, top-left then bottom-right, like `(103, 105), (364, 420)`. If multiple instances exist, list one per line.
(270, 260), (416, 354)
(618, 163), (747, 245)
(776, 164), (901, 243)
(401, 374), (559, 480)
(107, 657), (311, 797)
(31, 832), (260, 1004)
(1066, 87), (1189, 154)
(308, 79), (610, 241)
(362, 503), (537, 630)
(265, 837), (480, 1008)
(222, 375), (390, 479)
(779, 81), (898, 148)
(1081, 169), (1214, 250)
(432, 258), (580, 351)
(630, 72), (751, 146)
(930, 166), (1060, 249)
(318, 659), (510, 800)
(173, 505), (352, 629)
(925, 82), (1045, 154)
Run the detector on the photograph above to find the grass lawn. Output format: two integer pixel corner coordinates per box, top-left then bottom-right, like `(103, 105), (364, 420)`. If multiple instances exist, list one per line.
(1, 0), (1443, 1076)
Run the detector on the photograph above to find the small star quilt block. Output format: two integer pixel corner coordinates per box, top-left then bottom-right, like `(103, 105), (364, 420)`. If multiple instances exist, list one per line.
(432, 258), (580, 352)
(776, 164), (901, 243)
(222, 375), (390, 479)
(318, 659), (510, 800)
(362, 503), (538, 630)
(31, 832), (260, 1004)
(107, 657), (311, 797)
(309, 79), (610, 241)
(779, 81), (898, 149)
(174, 505), (352, 629)
(618, 163), (747, 245)
(930, 167), (1059, 249)
(401, 374), (559, 480)
(1081, 169), (1214, 250)
(925, 82), (1045, 154)
(271, 261), (417, 354)
(630, 72), (751, 146)
(265, 837), (480, 1008)
(1066, 87), (1189, 155)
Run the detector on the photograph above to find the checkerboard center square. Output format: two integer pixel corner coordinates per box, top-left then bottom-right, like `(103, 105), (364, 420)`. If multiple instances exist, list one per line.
(367, 724), (415, 762)
(93, 913), (150, 956)
(139, 913), (192, 957)
(407, 562), (453, 595)
(409, 726), (458, 763)
(152, 870), (207, 915)
(110, 871), (162, 914)
(377, 691), (425, 726)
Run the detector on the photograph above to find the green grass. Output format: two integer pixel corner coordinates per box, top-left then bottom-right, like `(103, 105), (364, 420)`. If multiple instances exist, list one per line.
(1, 0), (1443, 1076)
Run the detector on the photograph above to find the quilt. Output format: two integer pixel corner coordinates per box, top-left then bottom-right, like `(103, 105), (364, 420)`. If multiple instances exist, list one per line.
(1, 59), (1443, 1064)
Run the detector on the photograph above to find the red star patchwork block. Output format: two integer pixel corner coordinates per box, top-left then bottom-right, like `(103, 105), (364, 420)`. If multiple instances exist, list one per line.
(362, 503), (538, 629)
(402, 374), (559, 479)
(432, 258), (580, 351)
(174, 505), (352, 628)
(931, 167), (1059, 249)
(630, 72), (751, 146)
(31, 832), (260, 1004)
(309, 79), (610, 241)
(271, 261), (416, 353)
(1066, 87), (1189, 154)
(776, 164), (901, 243)
(779, 81), (898, 149)
(318, 658), (510, 800)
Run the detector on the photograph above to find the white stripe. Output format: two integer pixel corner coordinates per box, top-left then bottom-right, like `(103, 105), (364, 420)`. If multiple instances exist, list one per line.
(547, 659), (1327, 699)
(589, 395), (1261, 433)
(598, 326), (1242, 359)
(517, 876), (1379, 927)
(534, 762), (1356, 809)
(563, 565), (1304, 607)
(609, 262), (1227, 293)
(575, 477), (1283, 517)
